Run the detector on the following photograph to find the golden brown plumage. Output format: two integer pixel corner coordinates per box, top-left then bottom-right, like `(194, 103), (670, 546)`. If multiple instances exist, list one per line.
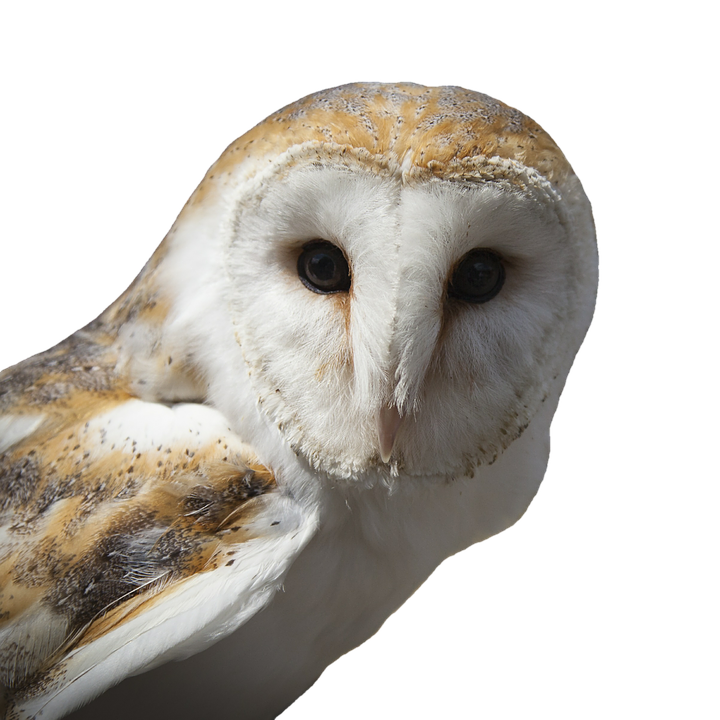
(0, 335), (296, 717)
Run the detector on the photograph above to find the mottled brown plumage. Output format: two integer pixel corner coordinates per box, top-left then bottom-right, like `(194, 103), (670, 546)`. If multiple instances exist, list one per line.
(0, 333), (279, 710)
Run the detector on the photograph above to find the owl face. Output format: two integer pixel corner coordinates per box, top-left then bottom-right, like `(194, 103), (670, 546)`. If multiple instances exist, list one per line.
(217, 154), (590, 480)
(160, 84), (596, 481)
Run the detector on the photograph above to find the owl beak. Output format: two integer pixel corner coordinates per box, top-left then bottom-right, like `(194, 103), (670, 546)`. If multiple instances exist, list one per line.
(377, 403), (403, 463)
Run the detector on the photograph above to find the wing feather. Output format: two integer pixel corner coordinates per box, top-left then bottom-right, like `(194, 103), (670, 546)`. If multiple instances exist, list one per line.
(1, 391), (317, 720)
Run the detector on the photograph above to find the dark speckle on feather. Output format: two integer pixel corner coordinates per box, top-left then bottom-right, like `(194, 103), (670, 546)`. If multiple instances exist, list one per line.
(0, 455), (41, 511)
(0, 332), (119, 412)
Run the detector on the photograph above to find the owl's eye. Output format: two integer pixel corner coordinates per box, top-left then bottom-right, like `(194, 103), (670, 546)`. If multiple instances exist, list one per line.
(297, 241), (351, 294)
(448, 249), (505, 304)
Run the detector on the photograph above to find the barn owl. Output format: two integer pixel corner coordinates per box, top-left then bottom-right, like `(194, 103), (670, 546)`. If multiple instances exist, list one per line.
(0, 83), (597, 720)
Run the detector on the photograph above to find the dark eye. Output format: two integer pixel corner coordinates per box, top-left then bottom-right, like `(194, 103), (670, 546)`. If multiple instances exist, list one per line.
(448, 249), (505, 304)
(297, 241), (351, 294)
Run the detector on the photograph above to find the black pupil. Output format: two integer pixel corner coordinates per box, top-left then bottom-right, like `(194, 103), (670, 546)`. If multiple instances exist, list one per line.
(308, 253), (336, 283)
(449, 249), (505, 303)
(461, 258), (497, 290)
(298, 241), (350, 294)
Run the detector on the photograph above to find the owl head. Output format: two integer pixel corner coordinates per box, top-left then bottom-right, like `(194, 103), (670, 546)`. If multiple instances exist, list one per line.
(122, 83), (597, 482)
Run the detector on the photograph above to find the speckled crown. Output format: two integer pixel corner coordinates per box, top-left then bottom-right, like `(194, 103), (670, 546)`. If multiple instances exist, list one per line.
(187, 82), (573, 207)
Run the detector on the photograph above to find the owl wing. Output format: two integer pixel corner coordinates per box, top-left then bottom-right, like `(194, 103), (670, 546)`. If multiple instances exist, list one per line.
(0, 381), (318, 720)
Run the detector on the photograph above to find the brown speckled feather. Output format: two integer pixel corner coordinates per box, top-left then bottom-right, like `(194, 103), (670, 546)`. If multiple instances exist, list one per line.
(192, 82), (571, 207)
(0, 332), (311, 718)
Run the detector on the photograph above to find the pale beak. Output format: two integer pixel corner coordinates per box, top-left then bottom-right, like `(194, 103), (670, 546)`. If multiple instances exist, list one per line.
(377, 403), (404, 463)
